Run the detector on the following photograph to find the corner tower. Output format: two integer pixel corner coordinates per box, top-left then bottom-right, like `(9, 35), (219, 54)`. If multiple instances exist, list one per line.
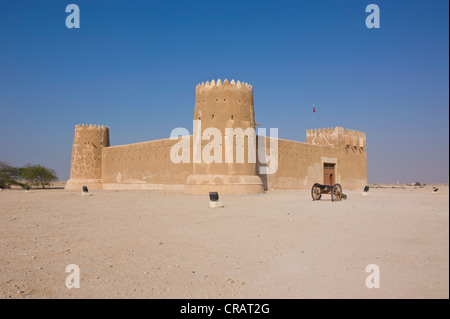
(184, 79), (264, 194)
(65, 124), (110, 190)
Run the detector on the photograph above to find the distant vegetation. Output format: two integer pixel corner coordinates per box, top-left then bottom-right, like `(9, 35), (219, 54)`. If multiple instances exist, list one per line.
(0, 162), (58, 189)
(0, 162), (25, 189)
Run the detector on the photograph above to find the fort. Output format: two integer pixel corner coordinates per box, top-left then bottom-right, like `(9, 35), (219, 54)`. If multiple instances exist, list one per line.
(65, 79), (367, 194)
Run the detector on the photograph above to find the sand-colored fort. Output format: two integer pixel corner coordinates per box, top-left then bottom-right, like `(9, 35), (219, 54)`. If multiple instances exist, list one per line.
(65, 79), (367, 194)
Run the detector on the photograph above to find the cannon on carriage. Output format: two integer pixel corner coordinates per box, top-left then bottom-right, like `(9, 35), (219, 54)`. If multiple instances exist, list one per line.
(311, 183), (346, 202)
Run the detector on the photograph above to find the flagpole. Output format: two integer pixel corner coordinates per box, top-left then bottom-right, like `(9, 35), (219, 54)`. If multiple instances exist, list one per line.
(313, 104), (315, 129)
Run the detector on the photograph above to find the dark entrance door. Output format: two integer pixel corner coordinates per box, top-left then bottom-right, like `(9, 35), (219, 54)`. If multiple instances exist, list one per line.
(323, 163), (336, 185)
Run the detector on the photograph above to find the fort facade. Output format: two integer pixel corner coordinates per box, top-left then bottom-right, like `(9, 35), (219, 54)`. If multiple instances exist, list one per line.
(65, 80), (367, 194)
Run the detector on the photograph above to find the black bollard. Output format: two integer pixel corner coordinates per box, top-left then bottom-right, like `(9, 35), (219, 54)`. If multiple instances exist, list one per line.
(82, 185), (89, 196)
(209, 192), (219, 202)
(209, 191), (223, 208)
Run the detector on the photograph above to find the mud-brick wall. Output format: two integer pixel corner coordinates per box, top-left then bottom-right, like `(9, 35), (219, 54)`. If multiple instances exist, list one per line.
(69, 124), (110, 180)
(101, 137), (192, 188)
(335, 144), (367, 189)
(258, 138), (366, 190)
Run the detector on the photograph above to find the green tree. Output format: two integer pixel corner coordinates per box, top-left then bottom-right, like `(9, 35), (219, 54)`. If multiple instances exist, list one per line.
(0, 162), (25, 189)
(20, 164), (58, 189)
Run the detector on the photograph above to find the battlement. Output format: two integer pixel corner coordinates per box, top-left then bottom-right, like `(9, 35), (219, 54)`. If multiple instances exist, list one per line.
(306, 127), (340, 136)
(306, 127), (366, 149)
(75, 124), (109, 130)
(196, 79), (253, 94)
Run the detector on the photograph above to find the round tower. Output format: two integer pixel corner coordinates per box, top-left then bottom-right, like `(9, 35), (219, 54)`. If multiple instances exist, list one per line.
(184, 79), (264, 194)
(65, 124), (110, 190)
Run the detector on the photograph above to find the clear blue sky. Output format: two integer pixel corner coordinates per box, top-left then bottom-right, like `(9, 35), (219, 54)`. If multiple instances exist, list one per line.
(0, 0), (448, 183)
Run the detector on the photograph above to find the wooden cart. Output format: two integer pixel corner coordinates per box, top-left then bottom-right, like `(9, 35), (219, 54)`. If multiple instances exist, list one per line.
(311, 183), (345, 202)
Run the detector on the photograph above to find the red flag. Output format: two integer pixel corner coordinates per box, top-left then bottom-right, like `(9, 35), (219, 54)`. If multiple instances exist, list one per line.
(313, 104), (315, 113)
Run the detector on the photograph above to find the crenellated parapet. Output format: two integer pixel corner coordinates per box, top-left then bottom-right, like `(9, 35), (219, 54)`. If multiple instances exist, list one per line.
(306, 126), (366, 149)
(74, 124), (109, 129)
(195, 79), (253, 94)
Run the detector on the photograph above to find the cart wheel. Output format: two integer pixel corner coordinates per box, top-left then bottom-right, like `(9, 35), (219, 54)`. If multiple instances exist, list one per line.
(331, 184), (342, 202)
(311, 183), (322, 201)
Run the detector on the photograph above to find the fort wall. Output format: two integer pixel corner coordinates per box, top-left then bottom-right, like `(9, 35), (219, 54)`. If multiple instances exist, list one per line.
(66, 130), (366, 192)
(101, 137), (192, 190)
(259, 128), (367, 190)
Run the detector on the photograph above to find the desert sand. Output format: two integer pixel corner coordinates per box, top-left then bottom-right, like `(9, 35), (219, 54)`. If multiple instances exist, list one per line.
(0, 184), (448, 299)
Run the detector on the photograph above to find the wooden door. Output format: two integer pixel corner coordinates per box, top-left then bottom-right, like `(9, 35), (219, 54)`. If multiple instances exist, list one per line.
(323, 163), (336, 185)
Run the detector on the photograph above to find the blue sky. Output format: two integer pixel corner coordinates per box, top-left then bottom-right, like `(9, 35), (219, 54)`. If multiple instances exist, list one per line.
(0, 0), (448, 183)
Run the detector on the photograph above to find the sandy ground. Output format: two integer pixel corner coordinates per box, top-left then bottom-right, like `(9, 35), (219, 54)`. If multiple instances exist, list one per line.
(0, 184), (448, 299)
